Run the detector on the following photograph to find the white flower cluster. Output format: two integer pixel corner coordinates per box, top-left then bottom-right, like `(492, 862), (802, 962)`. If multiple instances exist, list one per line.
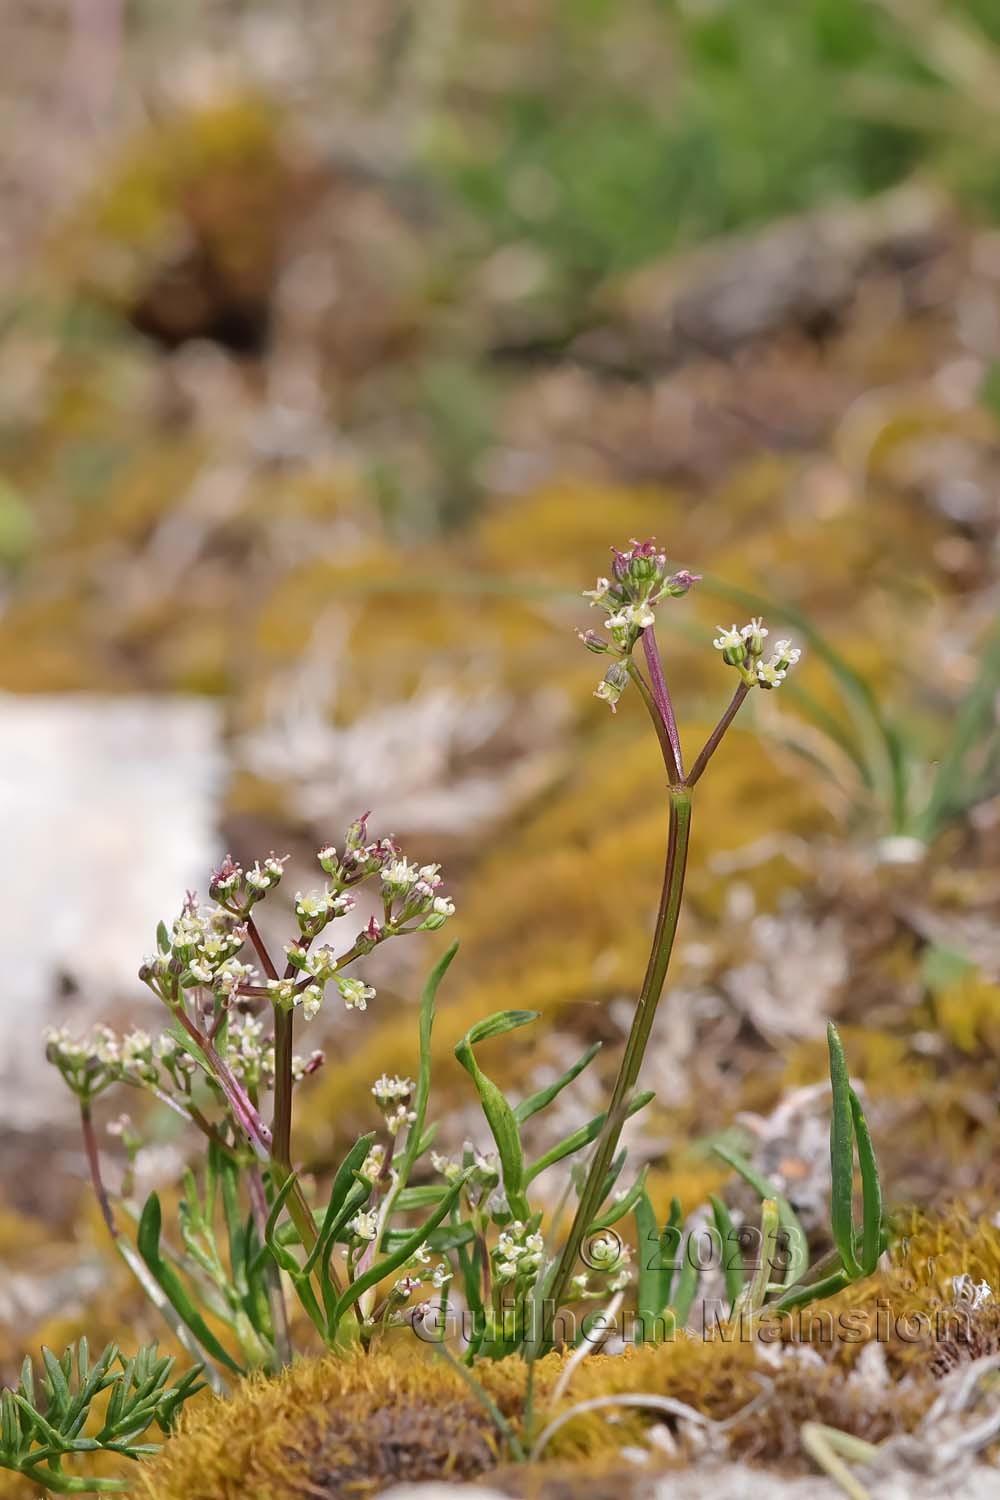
(45, 1023), (185, 1096)
(713, 617), (801, 689)
(138, 819), (455, 1040)
(580, 539), (700, 711)
(347, 1208), (379, 1241)
(391, 1260), (452, 1302)
(371, 1073), (417, 1134)
(379, 859), (455, 933)
(584, 1231), (634, 1292)
(492, 1221), (545, 1285)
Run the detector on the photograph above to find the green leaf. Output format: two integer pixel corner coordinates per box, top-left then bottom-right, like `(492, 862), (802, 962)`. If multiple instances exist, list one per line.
(513, 1041), (602, 1125)
(668, 1233), (700, 1329)
(710, 1195), (746, 1308)
(330, 1174), (469, 1335)
(382, 1220), (476, 1254)
(462, 1010), (539, 1047)
(137, 1196), (243, 1375)
(456, 1013), (536, 1217)
(303, 1135), (376, 1277)
(398, 944), (457, 1185)
(773, 1268), (851, 1313)
(635, 1190), (675, 1341)
(590, 1165), (648, 1231)
(827, 1023), (862, 1279)
(849, 1087), (883, 1276)
(711, 1143), (809, 1287)
(41, 1347), (71, 1419)
(525, 1091), (654, 1182)
(393, 1185), (449, 1211)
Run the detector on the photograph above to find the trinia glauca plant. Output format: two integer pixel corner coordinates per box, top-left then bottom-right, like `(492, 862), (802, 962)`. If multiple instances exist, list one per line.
(7, 540), (887, 1489)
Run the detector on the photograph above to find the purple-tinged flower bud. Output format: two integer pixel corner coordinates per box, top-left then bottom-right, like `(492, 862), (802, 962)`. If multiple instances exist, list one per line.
(578, 629), (611, 655)
(662, 569), (701, 597)
(345, 811), (371, 850)
(209, 855), (242, 900)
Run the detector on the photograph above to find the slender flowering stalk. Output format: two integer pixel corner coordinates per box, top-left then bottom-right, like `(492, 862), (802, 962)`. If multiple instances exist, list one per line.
(545, 543), (802, 1341)
(641, 625), (683, 784)
(687, 680), (751, 788)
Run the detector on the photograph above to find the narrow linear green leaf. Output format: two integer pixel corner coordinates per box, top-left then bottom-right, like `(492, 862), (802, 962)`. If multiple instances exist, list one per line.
(710, 1195), (746, 1308)
(399, 943), (458, 1183)
(302, 1135), (375, 1277)
(526, 1091), (654, 1183)
(514, 1042), (602, 1126)
(590, 1166), (649, 1231)
(137, 1196), (243, 1375)
(849, 1087), (883, 1276)
(456, 1014), (534, 1215)
(712, 1144), (809, 1287)
(827, 1023), (862, 1279)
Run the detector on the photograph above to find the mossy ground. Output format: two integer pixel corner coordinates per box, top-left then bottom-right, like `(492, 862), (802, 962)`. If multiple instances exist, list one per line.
(134, 1211), (999, 1499)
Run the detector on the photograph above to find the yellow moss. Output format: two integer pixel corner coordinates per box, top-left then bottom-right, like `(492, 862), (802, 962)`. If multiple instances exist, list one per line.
(51, 97), (285, 304)
(139, 1214), (994, 1499)
(934, 976), (1000, 1055)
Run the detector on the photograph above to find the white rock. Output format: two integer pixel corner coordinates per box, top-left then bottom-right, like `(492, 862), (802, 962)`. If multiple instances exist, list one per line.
(0, 693), (223, 1123)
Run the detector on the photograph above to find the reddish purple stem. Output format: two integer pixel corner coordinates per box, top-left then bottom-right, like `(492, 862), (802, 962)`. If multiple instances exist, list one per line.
(641, 625), (683, 784)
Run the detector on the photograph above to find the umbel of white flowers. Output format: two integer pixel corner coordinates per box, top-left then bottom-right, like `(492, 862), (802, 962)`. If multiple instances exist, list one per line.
(580, 538), (800, 711)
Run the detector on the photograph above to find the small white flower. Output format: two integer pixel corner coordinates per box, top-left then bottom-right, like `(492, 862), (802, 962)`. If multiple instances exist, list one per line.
(338, 976), (375, 1012)
(773, 639), (802, 666)
(372, 1074), (415, 1103)
(348, 1209), (379, 1241)
(756, 659), (787, 688)
(361, 1144), (386, 1182)
(381, 858), (419, 891)
(741, 616), (768, 643)
(385, 1103), (417, 1134)
(305, 946), (338, 982)
(92, 1026), (121, 1065)
(188, 959), (213, 984)
(267, 977), (298, 1008)
(295, 890), (333, 922)
(431, 896), (455, 918)
(583, 576), (612, 606)
(215, 958), (255, 994)
(431, 1263), (453, 1289)
(301, 984), (325, 1021)
(713, 624), (744, 652)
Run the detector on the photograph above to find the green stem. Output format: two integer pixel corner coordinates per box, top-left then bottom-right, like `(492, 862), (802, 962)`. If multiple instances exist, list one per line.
(541, 787), (692, 1343)
(272, 1008), (294, 1171)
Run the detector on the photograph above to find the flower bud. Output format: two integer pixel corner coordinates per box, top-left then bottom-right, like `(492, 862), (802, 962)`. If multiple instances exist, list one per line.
(663, 568), (701, 597)
(594, 661), (629, 713)
(578, 629), (610, 654)
(713, 625), (747, 667)
(741, 617), (768, 657)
